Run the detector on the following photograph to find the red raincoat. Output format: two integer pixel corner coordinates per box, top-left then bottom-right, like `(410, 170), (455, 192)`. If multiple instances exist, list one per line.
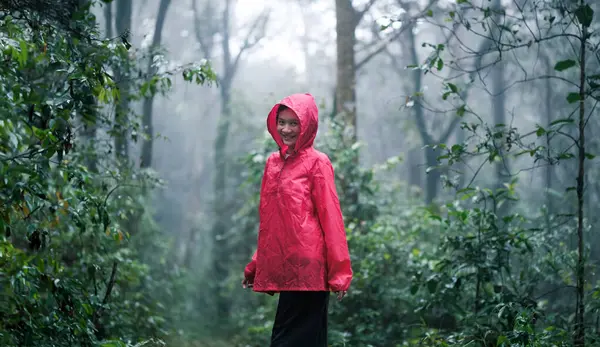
(244, 93), (352, 293)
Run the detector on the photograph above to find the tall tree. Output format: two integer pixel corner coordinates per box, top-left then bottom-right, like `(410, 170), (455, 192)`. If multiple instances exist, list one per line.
(334, 0), (378, 147)
(140, 0), (172, 168)
(490, 0), (508, 195)
(541, 52), (555, 229)
(333, 0), (434, 209)
(114, 0), (132, 160)
(192, 0), (269, 323)
(335, 0), (405, 209)
(76, 0), (105, 172)
(334, 0), (413, 143)
(104, 0), (112, 38)
(381, 0), (464, 204)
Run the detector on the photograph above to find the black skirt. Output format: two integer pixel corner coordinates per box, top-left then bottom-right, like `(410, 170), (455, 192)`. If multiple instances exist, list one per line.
(270, 291), (330, 347)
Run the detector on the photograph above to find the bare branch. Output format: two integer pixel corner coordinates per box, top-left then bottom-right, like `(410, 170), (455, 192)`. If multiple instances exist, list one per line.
(92, 261), (119, 327)
(229, 9), (270, 80)
(149, 0), (171, 50)
(356, 30), (404, 70)
(357, 0), (439, 70)
(191, 0), (217, 59)
(355, 0), (377, 23)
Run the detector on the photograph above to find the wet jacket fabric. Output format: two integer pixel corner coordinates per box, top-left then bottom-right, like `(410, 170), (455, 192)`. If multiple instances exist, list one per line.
(244, 93), (353, 293)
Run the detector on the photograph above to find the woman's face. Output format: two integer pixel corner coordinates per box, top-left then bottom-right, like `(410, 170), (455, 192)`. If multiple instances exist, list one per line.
(277, 108), (300, 147)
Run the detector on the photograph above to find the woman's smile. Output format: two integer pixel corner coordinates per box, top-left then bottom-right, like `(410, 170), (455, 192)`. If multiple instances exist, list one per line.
(281, 134), (297, 145)
(277, 107), (301, 148)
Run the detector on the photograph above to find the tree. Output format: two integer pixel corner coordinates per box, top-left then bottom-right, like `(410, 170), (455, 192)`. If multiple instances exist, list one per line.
(334, 0), (381, 147)
(424, 1), (597, 344)
(192, 0), (269, 323)
(140, 0), (172, 169)
(334, 0), (400, 210)
(377, 0), (464, 204)
(0, 0), (215, 344)
(113, 0), (132, 160)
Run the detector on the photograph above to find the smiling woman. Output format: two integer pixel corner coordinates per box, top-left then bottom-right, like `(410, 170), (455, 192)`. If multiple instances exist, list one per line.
(242, 93), (352, 346)
(276, 105), (300, 149)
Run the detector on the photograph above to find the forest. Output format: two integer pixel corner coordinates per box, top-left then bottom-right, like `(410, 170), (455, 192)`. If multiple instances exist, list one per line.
(0, 0), (599, 346)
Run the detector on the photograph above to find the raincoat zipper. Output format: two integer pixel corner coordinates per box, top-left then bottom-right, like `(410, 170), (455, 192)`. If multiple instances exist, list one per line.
(277, 155), (288, 195)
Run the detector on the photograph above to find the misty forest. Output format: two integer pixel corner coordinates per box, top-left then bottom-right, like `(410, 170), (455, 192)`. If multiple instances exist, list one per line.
(1, 0), (600, 346)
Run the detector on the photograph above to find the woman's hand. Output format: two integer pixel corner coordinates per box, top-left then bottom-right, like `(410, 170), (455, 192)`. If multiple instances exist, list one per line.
(242, 279), (275, 296)
(335, 290), (347, 301)
(242, 278), (253, 289)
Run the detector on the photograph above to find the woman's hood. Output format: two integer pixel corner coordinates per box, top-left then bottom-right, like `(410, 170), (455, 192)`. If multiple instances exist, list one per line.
(266, 93), (319, 155)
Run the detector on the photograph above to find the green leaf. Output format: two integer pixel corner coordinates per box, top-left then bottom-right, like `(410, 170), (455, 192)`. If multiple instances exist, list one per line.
(428, 214), (442, 221)
(550, 118), (574, 126)
(574, 4), (594, 27)
(426, 9), (433, 17)
(99, 341), (126, 347)
(585, 152), (595, 160)
(536, 126), (546, 136)
(44, 148), (56, 159)
(567, 92), (581, 103)
(451, 144), (463, 153)
(483, 7), (491, 19)
(554, 59), (577, 72)
(457, 104), (466, 116)
(18, 40), (28, 67)
(82, 303), (93, 315)
(427, 279), (438, 293)
(436, 57), (444, 71)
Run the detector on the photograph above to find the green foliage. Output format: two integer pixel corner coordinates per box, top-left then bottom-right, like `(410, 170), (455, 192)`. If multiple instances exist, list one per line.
(16, 0), (590, 345)
(411, 0), (600, 346)
(319, 115), (382, 226)
(223, 115), (592, 346)
(220, 1), (600, 346)
(0, 2), (215, 346)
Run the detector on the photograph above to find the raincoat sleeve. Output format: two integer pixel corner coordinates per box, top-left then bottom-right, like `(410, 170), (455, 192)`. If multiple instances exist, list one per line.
(312, 157), (353, 292)
(243, 156), (271, 282)
(244, 251), (257, 281)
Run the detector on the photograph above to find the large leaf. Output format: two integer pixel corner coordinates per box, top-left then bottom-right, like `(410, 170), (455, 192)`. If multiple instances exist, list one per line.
(575, 4), (594, 27)
(554, 59), (577, 72)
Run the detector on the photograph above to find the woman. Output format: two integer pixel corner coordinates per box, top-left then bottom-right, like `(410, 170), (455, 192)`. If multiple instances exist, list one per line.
(242, 93), (353, 346)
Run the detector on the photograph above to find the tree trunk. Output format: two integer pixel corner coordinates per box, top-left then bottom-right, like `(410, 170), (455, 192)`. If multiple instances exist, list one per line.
(490, 0), (508, 216)
(335, 0), (358, 146)
(104, 0), (112, 37)
(334, 0), (360, 210)
(491, 61), (507, 190)
(77, 0), (108, 172)
(573, 5), (588, 344)
(544, 60), (553, 228)
(211, 0), (234, 323)
(114, 0), (132, 161)
(406, 23), (440, 204)
(140, 0), (172, 169)
(191, 0), (268, 325)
